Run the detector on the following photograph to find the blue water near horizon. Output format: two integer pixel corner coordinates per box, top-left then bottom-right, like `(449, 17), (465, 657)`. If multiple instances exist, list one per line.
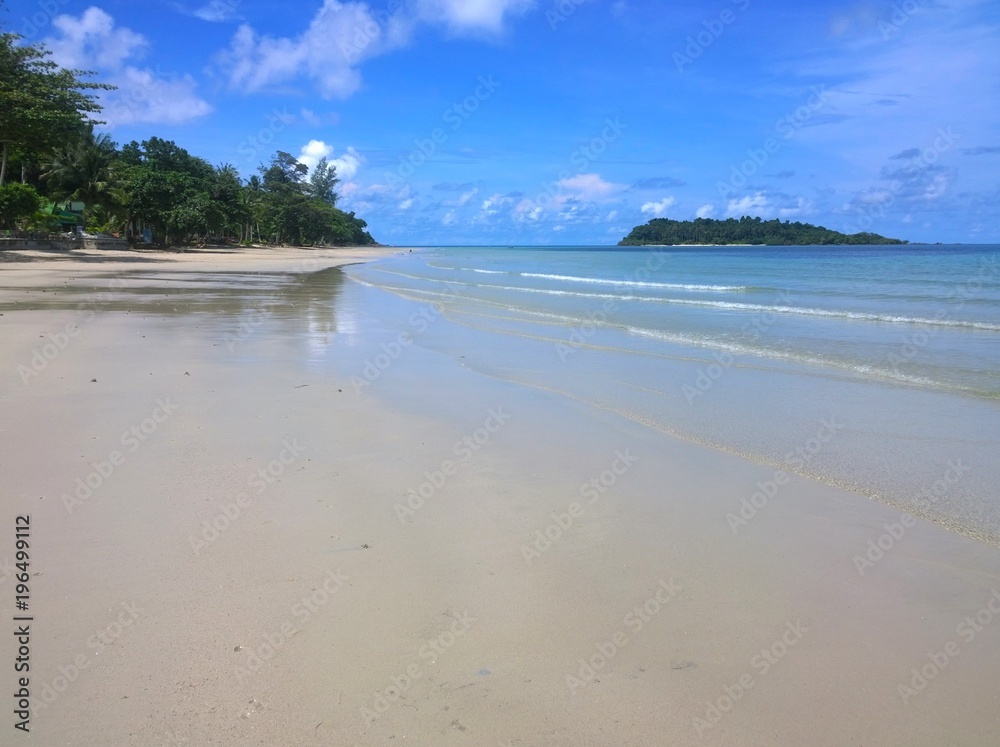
(344, 245), (1000, 543)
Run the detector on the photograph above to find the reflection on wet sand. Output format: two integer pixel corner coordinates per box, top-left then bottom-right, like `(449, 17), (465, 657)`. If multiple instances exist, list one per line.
(0, 266), (348, 339)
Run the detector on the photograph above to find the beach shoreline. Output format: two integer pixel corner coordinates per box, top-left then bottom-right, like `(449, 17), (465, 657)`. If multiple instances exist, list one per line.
(2, 249), (1000, 745)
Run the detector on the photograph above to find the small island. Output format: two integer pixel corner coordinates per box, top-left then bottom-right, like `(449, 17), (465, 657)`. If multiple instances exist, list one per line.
(619, 216), (907, 246)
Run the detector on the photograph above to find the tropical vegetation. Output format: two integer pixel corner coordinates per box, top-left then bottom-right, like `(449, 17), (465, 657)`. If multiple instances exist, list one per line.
(619, 216), (907, 246)
(0, 16), (376, 246)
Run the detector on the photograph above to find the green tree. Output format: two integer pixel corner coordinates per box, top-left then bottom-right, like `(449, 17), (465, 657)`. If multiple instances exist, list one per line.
(261, 151), (308, 193)
(259, 151), (309, 244)
(241, 174), (264, 243)
(0, 32), (111, 186)
(618, 216), (906, 246)
(42, 128), (120, 222)
(209, 164), (247, 241)
(308, 157), (340, 206)
(0, 182), (42, 229)
(117, 138), (217, 245)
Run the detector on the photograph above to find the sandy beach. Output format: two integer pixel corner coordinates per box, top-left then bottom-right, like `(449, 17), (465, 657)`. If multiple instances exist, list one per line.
(2, 245), (1000, 746)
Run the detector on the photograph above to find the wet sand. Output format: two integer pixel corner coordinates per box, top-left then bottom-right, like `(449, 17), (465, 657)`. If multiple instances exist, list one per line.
(2, 246), (999, 745)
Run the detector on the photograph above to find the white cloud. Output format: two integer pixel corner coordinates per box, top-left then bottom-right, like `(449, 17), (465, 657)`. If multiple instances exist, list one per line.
(217, 0), (533, 99)
(640, 196), (677, 217)
(297, 141), (365, 181)
(47, 7), (147, 70)
(696, 203), (715, 219)
(442, 187), (479, 208)
(331, 146), (364, 181)
(298, 140), (334, 172)
(194, 0), (241, 22)
(217, 1), (407, 99)
(727, 193), (769, 216)
(43, 9), (211, 127)
(442, 210), (457, 226)
(480, 193), (518, 217)
(398, 198), (415, 210)
(299, 108), (340, 126)
(726, 192), (812, 219)
(414, 0), (535, 35)
(557, 173), (626, 201)
(105, 67), (213, 126)
(514, 199), (542, 222)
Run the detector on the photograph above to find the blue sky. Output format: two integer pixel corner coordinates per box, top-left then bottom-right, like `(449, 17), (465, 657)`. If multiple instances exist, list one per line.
(5, 0), (999, 245)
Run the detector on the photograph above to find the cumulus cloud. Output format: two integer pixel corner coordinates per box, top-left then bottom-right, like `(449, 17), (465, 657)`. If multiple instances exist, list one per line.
(105, 67), (213, 126)
(43, 8), (211, 127)
(216, 1), (408, 99)
(557, 173), (626, 202)
(640, 196), (677, 217)
(695, 203), (715, 219)
(480, 193), (518, 217)
(331, 147), (364, 181)
(216, 0), (533, 99)
(457, 189), (477, 206)
(298, 140), (334, 172)
(297, 141), (365, 194)
(727, 194), (769, 216)
(514, 199), (542, 222)
(46, 7), (146, 69)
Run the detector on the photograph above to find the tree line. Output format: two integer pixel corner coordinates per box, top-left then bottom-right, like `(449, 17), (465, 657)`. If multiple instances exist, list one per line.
(619, 216), (907, 246)
(0, 19), (376, 246)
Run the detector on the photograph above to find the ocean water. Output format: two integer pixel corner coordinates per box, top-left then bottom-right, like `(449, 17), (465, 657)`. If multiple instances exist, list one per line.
(344, 245), (1000, 543)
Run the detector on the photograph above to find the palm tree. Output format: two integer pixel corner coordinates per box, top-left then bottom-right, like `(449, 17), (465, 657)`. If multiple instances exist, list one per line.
(42, 128), (121, 226)
(241, 175), (264, 243)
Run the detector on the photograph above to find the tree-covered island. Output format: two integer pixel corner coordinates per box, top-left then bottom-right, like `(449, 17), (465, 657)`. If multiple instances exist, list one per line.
(619, 216), (907, 246)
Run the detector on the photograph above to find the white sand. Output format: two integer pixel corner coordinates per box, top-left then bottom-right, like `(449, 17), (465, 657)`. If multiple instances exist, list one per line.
(1, 245), (999, 745)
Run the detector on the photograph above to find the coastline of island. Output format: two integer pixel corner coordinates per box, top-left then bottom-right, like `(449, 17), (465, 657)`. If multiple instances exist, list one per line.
(619, 216), (907, 246)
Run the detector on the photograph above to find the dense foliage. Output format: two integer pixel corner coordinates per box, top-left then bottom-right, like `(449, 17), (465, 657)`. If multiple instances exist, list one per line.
(0, 182), (41, 227)
(0, 20), (376, 246)
(619, 217), (907, 246)
(0, 29), (110, 187)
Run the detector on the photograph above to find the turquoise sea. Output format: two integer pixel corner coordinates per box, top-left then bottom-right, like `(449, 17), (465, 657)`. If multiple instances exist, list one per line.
(344, 245), (1000, 543)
